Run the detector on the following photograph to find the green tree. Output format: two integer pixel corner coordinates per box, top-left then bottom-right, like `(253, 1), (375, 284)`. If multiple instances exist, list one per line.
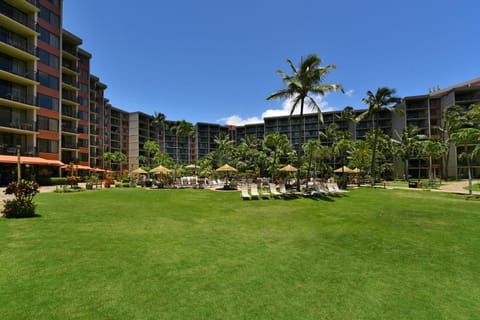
(266, 54), (343, 119)
(357, 87), (402, 186)
(421, 139), (447, 185)
(170, 120), (195, 181)
(264, 132), (291, 181)
(392, 126), (426, 180)
(334, 138), (353, 188)
(104, 151), (127, 178)
(303, 139), (321, 181)
(349, 140), (372, 186)
(450, 128), (480, 195)
(150, 112), (166, 151)
(143, 140), (160, 169)
(441, 105), (466, 179)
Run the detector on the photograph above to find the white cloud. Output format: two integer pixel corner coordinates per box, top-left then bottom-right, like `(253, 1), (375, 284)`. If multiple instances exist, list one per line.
(218, 94), (332, 126)
(345, 89), (354, 97)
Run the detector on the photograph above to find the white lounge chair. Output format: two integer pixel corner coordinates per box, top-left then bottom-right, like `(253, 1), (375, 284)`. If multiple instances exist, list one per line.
(269, 184), (282, 198)
(240, 185), (251, 200)
(250, 183), (260, 200)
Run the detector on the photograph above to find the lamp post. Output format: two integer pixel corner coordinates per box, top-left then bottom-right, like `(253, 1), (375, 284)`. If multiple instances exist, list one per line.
(16, 145), (21, 184)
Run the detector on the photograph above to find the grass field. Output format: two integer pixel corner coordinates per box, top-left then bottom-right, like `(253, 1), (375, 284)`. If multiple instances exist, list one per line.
(1, 188), (480, 319)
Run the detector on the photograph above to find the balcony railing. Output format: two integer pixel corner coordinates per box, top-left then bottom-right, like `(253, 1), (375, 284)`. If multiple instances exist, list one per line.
(0, 1), (36, 30)
(62, 76), (78, 88)
(0, 32), (35, 55)
(62, 126), (78, 134)
(3, 63), (36, 80)
(0, 92), (34, 105)
(61, 108), (77, 118)
(61, 91), (77, 102)
(61, 142), (78, 149)
(0, 144), (36, 156)
(0, 119), (36, 131)
(62, 60), (76, 72)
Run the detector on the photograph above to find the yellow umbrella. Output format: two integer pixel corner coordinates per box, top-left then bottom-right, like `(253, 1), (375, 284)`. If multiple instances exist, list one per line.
(334, 165), (353, 173)
(352, 167), (362, 174)
(215, 164), (237, 172)
(150, 165), (172, 174)
(279, 164), (297, 172)
(131, 168), (148, 175)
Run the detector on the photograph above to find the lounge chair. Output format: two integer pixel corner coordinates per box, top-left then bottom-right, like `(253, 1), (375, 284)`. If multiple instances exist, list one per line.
(269, 183), (282, 198)
(259, 185), (271, 199)
(240, 185), (251, 200)
(250, 183), (260, 200)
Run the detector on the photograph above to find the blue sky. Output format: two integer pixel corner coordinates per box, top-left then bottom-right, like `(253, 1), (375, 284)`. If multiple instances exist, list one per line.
(63, 0), (479, 125)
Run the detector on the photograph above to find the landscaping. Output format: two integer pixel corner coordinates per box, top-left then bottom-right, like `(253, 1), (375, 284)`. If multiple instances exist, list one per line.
(1, 188), (479, 319)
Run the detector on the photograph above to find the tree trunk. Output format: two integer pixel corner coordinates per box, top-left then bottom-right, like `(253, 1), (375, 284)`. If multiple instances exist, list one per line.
(370, 131), (378, 187)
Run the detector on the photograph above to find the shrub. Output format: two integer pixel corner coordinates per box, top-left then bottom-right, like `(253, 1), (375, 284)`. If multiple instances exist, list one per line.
(2, 180), (39, 218)
(37, 177), (67, 186)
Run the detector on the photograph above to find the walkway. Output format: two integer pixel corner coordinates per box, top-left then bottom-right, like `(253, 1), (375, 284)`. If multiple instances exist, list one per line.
(436, 180), (480, 195)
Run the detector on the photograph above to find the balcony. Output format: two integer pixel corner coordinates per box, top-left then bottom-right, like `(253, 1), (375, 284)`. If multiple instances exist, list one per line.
(0, 62), (35, 81)
(0, 92), (34, 105)
(61, 60), (77, 73)
(0, 118), (35, 131)
(455, 92), (480, 102)
(0, 31), (35, 56)
(61, 106), (77, 118)
(61, 141), (78, 149)
(0, 1), (36, 31)
(0, 144), (36, 156)
(62, 76), (78, 88)
(61, 90), (77, 103)
(62, 126), (78, 134)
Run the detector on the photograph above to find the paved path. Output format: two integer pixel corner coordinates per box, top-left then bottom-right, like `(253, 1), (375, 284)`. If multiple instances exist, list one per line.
(436, 180), (480, 195)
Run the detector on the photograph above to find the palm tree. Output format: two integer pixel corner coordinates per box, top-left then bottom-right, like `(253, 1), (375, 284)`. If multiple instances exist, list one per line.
(357, 87), (402, 186)
(450, 127), (480, 195)
(263, 132), (291, 181)
(171, 120), (195, 181)
(266, 54), (343, 119)
(303, 139), (321, 181)
(151, 112), (166, 151)
(143, 140), (160, 169)
(392, 126), (426, 180)
(441, 105), (466, 179)
(349, 140), (372, 186)
(213, 132), (235, 167)
(334, 138), (353, 189)
(421, 138), (447, 186)
(104, 151), (127, 178)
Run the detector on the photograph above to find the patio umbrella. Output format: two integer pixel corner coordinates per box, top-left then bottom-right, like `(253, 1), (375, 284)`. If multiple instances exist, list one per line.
(334, 165), (353, 173)
(352, 167), (362, 174)
(150, 165), (172, 174)
(216, 164), (237, 172)
(185, 164), (198, 169)
(131, 168), (147, 175)
(279, 164), (297, 172)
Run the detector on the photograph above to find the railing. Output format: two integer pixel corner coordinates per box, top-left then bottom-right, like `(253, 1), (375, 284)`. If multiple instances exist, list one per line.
(455, 92), (480, 102)
(0, 144), (36, 156)
(1, 62), (35, 80)
(61, 108), (77, 118)
(62, 126), (78, 133)
(61, 60), (76, 72)
(61, 142), (78, 149)
(0, 33), (35, 55)
(0, 119), (36, 131)
(0, 92), (34, 105)
(62, 76), (78, 88)
(0, 1), (36, 30)
(61, 91), (77, 102)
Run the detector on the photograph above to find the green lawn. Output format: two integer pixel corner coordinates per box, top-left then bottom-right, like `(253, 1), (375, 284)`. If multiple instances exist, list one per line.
(1, 188), (480, 319)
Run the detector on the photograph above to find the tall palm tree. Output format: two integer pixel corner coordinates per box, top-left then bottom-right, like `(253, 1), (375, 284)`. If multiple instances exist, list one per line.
(357, 87), (402, 186)
(263, 132), (291, 181)
(266, 54), (343, 119)
(450, 127), (480, 195)
(441, 105), (466, 179)
(392, 125), (426, 180)
(421, 138), (447, 185)
(303, 139), (321, 181)
(150, 112), (166, 151)
(171, 120), (195, 181)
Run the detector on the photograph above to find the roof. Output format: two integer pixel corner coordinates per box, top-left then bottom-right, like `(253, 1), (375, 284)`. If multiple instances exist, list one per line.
(0, 155), (64, 166)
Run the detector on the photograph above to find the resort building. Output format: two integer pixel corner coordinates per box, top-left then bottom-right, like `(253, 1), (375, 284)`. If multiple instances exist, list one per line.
(0, 0), (479, 185)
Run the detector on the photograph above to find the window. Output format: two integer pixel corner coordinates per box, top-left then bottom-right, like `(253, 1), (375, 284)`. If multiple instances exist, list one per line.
(37, 71), (59, 90)
(38, 5), (60, 28)
(38, 139), (59, 153)
(38, 26), (59, 49)
(79, 69), (88, 79)
(37, 93), (58, 111)
(37, 116), (58, 132)
(79, 55), (89, 66)
(47, 0), (60, 7)
(78, 110), (88, 121)
(79, 83), (88, 93)
(78, 139), (88, 148)
(78, 96), (88, 106)
(38, 49), (59, 69)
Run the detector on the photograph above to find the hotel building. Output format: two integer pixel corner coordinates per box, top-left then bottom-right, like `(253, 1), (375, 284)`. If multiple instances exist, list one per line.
(0, 0), (479, 185)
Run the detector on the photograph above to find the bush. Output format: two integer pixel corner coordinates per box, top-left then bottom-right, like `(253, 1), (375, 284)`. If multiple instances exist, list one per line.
(2, 180), (39, 218)
(37, 177), (67, 186)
